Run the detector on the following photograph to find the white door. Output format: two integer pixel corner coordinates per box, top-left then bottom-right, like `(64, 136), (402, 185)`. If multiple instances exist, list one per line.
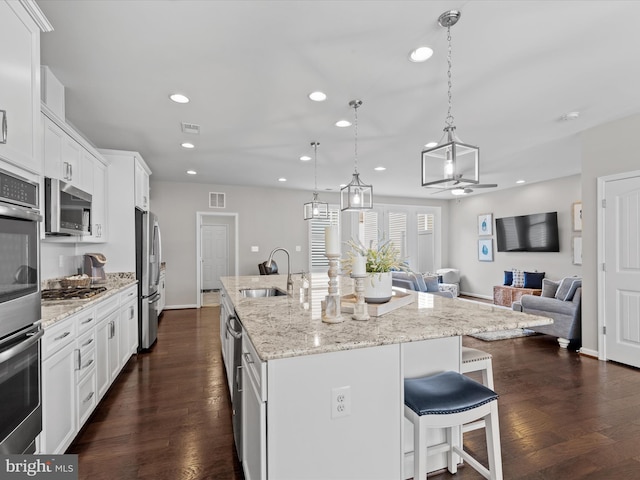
(201, 225), (228, 290)
(604, 174), (640, 367)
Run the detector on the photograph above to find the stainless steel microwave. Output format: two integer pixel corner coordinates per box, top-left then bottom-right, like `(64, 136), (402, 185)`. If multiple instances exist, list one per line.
(44, 177), (92, 236)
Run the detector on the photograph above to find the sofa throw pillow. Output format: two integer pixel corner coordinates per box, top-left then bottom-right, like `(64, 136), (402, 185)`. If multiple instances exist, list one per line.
(413, 273), (427, 292)
(541, 279), (559, 298)
(555, 277), (581, 301)
(422, 275), (440, 292)
(523, 271), (545, 289)
(503, 270), (513, 286)
(564, 278), (582, 301)
(511, 269), (525, 288)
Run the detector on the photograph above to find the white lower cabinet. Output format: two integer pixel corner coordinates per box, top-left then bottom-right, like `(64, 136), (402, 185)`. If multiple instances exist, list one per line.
(41, 285), (139, 454)
(41, 317), (77, 454)
(242, 331), (266, 480)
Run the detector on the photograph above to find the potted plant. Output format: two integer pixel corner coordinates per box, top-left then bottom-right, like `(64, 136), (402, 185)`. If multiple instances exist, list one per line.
(343, 237), (407, 303)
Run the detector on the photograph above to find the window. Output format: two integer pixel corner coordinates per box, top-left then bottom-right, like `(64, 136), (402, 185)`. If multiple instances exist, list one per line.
(309, 207), (340, 271)
(388, 212), (407, 259)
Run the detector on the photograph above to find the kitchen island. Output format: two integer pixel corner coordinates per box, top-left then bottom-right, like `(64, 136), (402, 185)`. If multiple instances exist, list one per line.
(221, 274), (552, 480)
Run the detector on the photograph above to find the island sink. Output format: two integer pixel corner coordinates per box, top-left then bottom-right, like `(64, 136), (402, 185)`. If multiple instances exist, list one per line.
(239, 287), (287, 298)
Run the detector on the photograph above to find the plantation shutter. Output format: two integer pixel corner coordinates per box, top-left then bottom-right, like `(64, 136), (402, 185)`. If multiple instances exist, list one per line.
(362, 211), (378, 248)
(388, 212), (407, 259)
(310, 207), (340, 271)
(417, 213), (434, 233)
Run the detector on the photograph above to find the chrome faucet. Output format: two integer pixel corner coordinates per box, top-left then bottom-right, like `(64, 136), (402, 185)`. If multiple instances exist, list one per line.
(266, 247), (293, 295)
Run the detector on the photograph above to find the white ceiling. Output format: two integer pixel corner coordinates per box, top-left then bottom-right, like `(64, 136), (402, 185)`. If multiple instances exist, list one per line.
(36, 0), (640, 200)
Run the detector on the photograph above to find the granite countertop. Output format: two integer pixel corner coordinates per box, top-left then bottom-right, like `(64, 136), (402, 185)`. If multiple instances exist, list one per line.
(221, 274), (554, 362)
(41, 272), (137, 328)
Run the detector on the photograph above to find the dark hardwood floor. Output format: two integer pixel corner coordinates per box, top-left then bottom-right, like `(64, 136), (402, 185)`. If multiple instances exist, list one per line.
(69, 306), (640, 480)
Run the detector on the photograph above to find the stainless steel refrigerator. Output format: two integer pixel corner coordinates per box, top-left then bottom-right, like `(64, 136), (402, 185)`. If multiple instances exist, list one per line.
(135, 209), (162, 350)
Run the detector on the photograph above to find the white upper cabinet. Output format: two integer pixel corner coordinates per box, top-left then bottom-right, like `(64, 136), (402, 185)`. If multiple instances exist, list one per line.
(134, 157), (150, 211)
(0, 1), (52, 173)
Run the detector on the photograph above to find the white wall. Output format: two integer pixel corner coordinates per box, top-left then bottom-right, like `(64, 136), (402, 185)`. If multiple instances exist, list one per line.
(447, 175), (582, 298)
(41, 242), (81, 281)
(580, 113), (640, 353)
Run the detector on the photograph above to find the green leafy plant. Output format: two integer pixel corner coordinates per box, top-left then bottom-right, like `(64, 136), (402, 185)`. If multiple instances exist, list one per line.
(342, 237), (407, 274)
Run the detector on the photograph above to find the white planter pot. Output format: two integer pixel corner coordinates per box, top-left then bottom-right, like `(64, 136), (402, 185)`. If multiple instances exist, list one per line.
(364, 272), (393, 304)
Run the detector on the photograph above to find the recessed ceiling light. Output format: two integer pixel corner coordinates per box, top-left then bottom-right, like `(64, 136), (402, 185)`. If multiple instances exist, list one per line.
(300, 155), (311, 161)
(560, 111), (580, 121)
(336, 120), (352, 128)
(309, 91), (327, 102)
(516, 179), (526, 184)
(186, 170), (197, 175)
(409, 46), (434, 63)
(278, 177), (287, 182)
(374, 166), (386, 171)
(424, 141), (438, 148)
(181, 142), (195, 149)
(170, 93), (190, 104)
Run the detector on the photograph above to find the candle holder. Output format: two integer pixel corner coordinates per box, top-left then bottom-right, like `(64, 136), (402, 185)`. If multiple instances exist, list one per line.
(350, 274), (370, 321)
(322, 254), (344, 323)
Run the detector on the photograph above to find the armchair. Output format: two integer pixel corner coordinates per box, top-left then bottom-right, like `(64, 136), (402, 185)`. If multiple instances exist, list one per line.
(513, 286), (581, 349)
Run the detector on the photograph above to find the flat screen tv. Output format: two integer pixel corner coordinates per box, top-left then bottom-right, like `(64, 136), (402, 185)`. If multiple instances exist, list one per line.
(495, 212), (560, 252)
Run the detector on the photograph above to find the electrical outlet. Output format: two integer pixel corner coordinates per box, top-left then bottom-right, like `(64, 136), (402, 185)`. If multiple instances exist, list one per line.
(331, 386), (351, 419)
(295, 245), (301, 252)
(251, 246), (259, 252)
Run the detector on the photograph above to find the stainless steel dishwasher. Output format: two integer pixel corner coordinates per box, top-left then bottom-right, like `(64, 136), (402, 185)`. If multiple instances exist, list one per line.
(223, 295), (243, 461)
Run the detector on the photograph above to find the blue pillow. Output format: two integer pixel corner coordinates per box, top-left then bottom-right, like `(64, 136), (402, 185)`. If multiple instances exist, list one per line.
(523, 271), (545, 289)
(413, 273), (427, 292)
(555, 277), (581, 301)
(541, 279), (559, 298)
(564, 279), (582, 301)
(422, 275), (440, 292)
(503, 271), (513, 286)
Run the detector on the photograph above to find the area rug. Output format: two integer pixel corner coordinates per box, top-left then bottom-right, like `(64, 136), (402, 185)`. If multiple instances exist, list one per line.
(469, 328), (538, 341)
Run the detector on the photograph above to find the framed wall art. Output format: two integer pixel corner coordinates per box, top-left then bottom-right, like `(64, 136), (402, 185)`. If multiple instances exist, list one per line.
(572, 202), (582, 232)
(478, 213), (493, 236)
(478, 238), (493, 262)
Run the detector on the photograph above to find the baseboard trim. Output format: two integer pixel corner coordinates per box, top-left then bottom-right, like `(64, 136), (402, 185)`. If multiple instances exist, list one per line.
(459, 291), (493, 301)
(579, 347), (599, 359)
(164, 304), (197, 310)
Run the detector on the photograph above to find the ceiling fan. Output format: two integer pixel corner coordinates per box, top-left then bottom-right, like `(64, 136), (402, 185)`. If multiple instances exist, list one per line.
(430, 175), (498, 195)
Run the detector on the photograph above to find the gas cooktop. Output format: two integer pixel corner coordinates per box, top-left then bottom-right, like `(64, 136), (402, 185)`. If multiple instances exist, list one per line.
(41, 286), (108, 301)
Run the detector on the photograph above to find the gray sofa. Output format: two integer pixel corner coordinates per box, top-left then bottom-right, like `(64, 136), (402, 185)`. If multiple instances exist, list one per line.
(391, 271), (454, 298)
(512, 287), (581, 348)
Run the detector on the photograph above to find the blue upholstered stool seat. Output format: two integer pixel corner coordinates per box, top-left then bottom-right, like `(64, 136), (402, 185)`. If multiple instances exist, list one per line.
(405, 370), (498, 416)
(403, 371), (503, 479)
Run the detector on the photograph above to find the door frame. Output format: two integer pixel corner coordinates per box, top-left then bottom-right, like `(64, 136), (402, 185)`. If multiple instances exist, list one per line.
(196, 212), (239, 308)
(596, 168), (640, 360)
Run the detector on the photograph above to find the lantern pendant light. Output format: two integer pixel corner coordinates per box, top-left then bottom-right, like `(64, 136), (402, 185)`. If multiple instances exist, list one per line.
(421, 10), (479, 189)
(340, 99), (373, 211)
(303, 141), (328, 220)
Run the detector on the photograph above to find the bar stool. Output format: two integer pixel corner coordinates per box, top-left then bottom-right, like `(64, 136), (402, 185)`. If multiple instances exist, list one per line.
(404, 371), (503, 480)
(461, 347), (494, 434)
(461, 346), (494, 389)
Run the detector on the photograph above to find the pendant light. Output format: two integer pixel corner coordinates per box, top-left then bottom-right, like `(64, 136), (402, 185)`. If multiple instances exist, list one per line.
(421, 10), (479, 189)
(303, 141), (328, 220)
(340, 99), (373, 211)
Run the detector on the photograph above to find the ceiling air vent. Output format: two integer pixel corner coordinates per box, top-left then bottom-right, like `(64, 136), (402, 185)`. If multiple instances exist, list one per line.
(181, 122), (200, 135)
(209, 192), (226, 209)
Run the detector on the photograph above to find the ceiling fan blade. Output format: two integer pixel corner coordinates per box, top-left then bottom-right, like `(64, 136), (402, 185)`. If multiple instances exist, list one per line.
(472, 183), (498, 188)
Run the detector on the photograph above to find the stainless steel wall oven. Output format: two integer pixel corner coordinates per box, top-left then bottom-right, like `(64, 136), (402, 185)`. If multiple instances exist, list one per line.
(0, 168), (43, 454)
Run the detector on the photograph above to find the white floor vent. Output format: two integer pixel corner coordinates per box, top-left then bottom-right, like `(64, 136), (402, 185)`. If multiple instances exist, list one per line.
(209, 192), (226, 208)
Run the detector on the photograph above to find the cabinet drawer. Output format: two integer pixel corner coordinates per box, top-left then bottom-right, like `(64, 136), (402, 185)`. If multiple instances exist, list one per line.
(76, 308), (97, 335)
(96, 294), (119, 320)
(77, 371), (97, 426)
(43, 317), (77, 359)
(76, 346), (96, 382)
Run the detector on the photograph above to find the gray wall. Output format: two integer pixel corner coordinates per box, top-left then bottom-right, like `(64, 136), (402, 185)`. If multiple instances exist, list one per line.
(447, 175), (582, 298)
(150, 180), (450, 308)
(581, 113), (640, 353)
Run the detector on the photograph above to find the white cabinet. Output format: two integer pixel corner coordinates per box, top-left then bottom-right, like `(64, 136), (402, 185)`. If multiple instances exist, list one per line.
(0, 1), (49, 174)
(134, 158), (150, 211)
(95, 296), (120, 400)
(242, 331), (267, 480)
(120, 285), (138, 362)
(42, 112), (93, 193)
(41, 316), (77, 454)
(100, 149), (152, 272)
(83, 158), (107, 242)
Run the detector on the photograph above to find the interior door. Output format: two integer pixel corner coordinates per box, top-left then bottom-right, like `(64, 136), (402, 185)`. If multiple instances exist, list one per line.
(604, 174), (640, 367)
(201, 225), (228, 291)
